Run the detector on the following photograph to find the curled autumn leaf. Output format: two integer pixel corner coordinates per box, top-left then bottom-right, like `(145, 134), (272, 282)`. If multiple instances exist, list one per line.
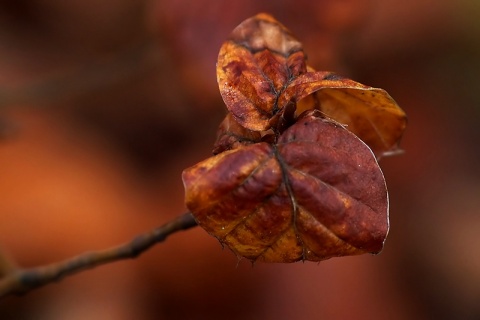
(183, 111), (388, 262)
(217, 13), (406, 157)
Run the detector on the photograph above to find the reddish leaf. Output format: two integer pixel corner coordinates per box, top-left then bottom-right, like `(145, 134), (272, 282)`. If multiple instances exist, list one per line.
(212, 113), (262, 155)
(217, 13), (306, 131)
(183, 111), (388, 263)
(283, 72), (407, 157)
(217, 13), (406, 157)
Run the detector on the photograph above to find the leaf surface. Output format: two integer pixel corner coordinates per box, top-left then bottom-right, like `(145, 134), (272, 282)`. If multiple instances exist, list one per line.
(183, 111), (388, 262)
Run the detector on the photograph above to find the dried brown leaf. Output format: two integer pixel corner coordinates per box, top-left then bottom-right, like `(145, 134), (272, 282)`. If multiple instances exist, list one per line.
(183, 111), (388, 262)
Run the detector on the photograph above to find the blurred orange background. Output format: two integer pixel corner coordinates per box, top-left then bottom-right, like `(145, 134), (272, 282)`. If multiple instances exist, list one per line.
(1, 0), (479, 319)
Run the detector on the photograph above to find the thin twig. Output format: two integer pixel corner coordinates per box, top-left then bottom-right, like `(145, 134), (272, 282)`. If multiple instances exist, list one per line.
(0, 212), (197, 298)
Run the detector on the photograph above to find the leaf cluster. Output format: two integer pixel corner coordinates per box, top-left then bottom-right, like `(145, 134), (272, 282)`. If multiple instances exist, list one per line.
(183, 14), (406, 263)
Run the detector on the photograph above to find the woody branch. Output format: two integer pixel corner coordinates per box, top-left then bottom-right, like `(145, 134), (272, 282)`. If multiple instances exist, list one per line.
(0, 212), (197, 298)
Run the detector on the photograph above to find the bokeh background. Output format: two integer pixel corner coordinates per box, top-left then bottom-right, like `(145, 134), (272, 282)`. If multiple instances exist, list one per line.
(1, 0), (479, 319)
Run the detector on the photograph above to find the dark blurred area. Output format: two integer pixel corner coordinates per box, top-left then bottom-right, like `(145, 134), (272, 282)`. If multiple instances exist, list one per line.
(1, 0), (479, 319)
